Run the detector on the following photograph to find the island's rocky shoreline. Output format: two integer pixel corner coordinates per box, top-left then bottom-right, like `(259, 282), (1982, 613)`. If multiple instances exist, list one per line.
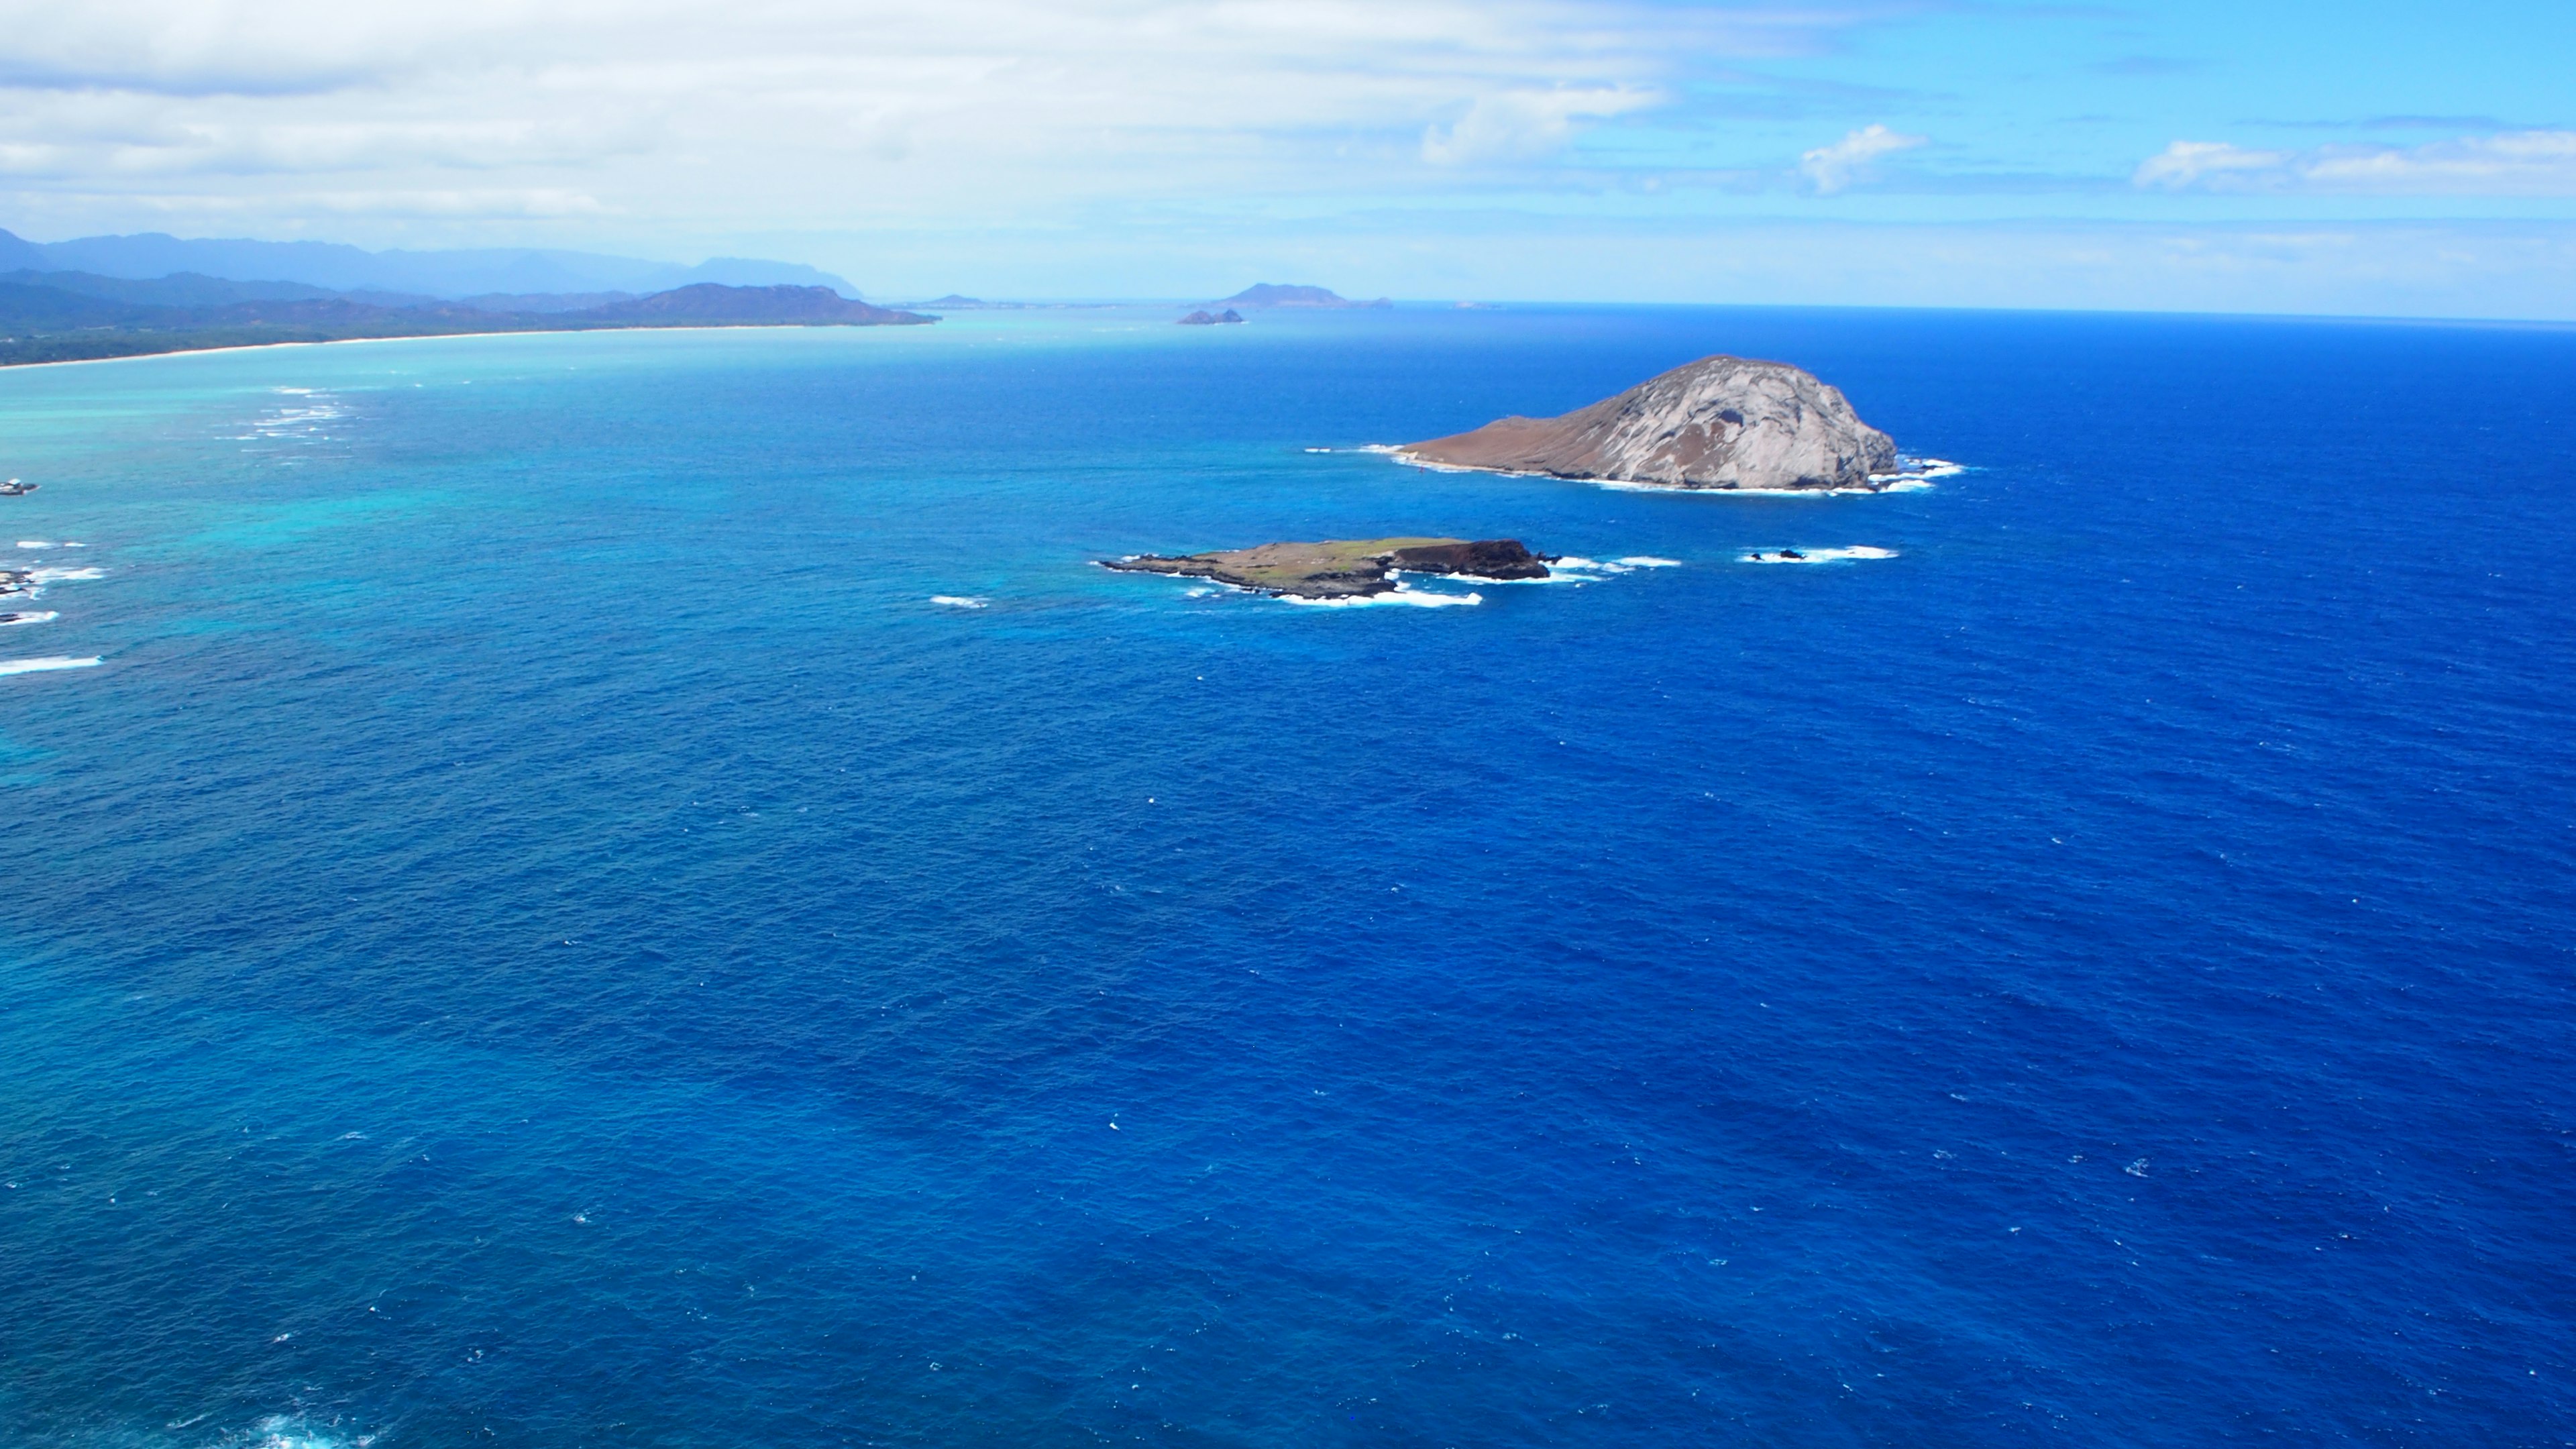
(1399, 354), (1898, 492)
(1104, 537), (1551, 599)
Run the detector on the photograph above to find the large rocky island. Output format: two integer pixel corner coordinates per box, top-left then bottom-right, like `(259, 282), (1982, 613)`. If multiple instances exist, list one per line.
(1399, 354), (1898, 491)
(1104, 537), (1550, 599)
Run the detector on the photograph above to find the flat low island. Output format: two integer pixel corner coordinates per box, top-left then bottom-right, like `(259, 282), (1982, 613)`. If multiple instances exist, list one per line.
(1104, 537), (1551, 599)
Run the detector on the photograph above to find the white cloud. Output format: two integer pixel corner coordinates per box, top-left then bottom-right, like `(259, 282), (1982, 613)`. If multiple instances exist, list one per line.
(1797, 123), (1925, 195)
(2131, 140), (2288, 190)
(1421, 87), (1656, 165)
(0, 0), (1866, 248)
(2135, 131), (2576, 195)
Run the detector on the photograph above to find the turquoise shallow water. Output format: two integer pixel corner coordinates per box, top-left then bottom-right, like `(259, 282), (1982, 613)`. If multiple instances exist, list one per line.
(1, 306), (2571, 1446)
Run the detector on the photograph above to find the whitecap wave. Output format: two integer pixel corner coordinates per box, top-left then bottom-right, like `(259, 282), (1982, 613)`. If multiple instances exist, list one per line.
(0, 655), (100, 676)
(1595, 477), (1888, 495)
(15, 541), (53, 549)
(1616, 556), (1681, 567)
(1281, 588), (1483, 608)
(929, 595), (989, 609)
(1870, 458), (1965, 489)
(1741, 546), (1898, 564)
(0, 611), (57, 627)
(1544, 556), (1638, 578)
(228, 1413), (370, 1449)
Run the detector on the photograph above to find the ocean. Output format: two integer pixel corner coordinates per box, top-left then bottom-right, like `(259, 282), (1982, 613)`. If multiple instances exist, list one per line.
(0, 304), (2569, 1447)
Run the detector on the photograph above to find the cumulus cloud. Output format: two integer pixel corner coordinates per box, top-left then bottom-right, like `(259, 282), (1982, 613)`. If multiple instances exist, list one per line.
(1421, 87), (1656, 165)
(1797, 123), (1925, 194)
(2135, 130), (2576, 195)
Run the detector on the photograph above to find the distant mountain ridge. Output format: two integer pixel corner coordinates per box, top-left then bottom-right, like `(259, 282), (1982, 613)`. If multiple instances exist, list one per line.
(0, 229), (855, 300)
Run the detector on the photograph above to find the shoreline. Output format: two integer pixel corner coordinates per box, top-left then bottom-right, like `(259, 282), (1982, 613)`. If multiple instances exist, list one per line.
(0, 322), (936, 374)
(1377, 445), (1955, 495)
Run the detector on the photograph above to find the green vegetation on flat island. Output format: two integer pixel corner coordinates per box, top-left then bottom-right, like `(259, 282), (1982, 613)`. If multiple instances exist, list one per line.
(1102, 537), (1551, 598)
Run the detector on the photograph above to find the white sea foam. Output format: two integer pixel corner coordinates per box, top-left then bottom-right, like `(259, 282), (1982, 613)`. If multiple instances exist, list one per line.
(1870, 458), (1964, 489)
(0, 655), (101, 675)
(929, 595), (989, 609)
(1393, 567), (1578, 586)
(0, 611), (57, 627)
(28, 567), (105, 590)
(1741, 546), (1898, 564)
(1281, 588), (1483, 608)
(1616, 556), (1682, 567)
(16, 541), (52, 549)
(1544, 556), (1639, 578)
(235, 1413), (367, 1449)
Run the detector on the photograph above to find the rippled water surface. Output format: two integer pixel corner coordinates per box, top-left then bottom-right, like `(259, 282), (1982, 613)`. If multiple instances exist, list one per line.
(1, 306), (2570, 1446)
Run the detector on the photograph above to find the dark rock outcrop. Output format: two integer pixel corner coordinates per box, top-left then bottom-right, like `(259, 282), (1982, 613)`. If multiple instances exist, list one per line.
(1401, 354), (1897, 491)
(1386, 539), (1550, 579)
(1178, 309), (1246, 325)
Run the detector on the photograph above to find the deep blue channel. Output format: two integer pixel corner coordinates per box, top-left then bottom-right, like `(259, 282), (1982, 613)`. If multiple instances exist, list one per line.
(0, 304), (2570, 1446)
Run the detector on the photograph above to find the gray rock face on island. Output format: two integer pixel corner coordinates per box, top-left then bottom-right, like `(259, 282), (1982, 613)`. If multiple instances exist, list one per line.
(1400, 354), (1898, 491)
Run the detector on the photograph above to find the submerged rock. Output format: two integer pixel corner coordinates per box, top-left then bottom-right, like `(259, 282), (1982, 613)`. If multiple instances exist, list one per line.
(1103, 537), (1550, 599)
(1400, 355), (1897, 491)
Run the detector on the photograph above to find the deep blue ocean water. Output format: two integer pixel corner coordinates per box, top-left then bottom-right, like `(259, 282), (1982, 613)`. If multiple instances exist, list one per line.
(0, 304), (2570, 1448)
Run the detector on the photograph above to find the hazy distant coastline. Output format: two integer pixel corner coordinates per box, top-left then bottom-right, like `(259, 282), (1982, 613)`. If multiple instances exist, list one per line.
(0, 280), (933, 368)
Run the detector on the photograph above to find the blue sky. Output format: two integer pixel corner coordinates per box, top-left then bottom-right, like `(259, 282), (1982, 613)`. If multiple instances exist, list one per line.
(0, 1), (2568, 315)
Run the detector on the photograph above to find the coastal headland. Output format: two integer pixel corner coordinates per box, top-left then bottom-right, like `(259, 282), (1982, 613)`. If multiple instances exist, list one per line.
(0, 280), (934, 368)
(1400, 354), (1899, 491)
(1104, 537), (1551, 599)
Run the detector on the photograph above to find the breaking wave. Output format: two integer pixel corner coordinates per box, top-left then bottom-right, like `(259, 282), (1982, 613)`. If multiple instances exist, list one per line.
(0, 655), (101, 675)
(1741, 546), (1898, 564)
(1281, 588), (1483, 608)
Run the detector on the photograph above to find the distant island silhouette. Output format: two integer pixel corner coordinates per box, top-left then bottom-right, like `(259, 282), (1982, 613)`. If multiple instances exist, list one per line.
(1218, 283), (1392, 310)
